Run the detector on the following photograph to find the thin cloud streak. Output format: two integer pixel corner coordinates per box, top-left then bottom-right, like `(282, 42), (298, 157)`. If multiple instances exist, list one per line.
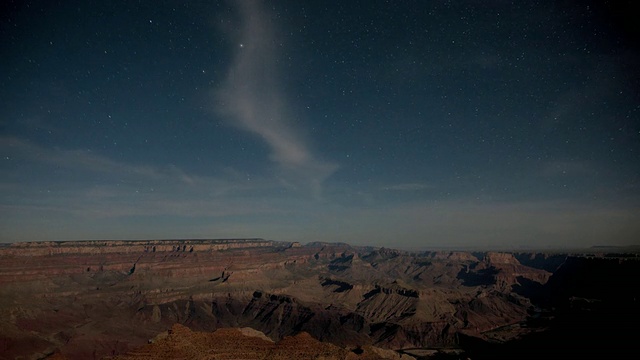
(215, 0), (337, 194)
(0, 136), (284, 217)
(2, 136), (169, 182)
(1, 135), (308, 241)
(0, 136), (260, 195)
(383, 183), (434, 191)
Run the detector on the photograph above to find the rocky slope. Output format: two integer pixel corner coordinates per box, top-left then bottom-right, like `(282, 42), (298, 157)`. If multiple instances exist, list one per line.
(0, 239), (636, 359)
(103, 323), (411, 360)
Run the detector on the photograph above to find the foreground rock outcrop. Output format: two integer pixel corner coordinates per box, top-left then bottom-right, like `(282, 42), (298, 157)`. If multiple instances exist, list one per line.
(0, 239), (637, 359)
(105, 323), (411, 360)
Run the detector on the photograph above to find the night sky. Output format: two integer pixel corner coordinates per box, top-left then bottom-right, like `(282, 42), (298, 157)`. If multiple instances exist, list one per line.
(1, 1), (639, 248)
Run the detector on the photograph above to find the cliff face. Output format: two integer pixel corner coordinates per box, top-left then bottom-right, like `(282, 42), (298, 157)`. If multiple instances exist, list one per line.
(1, 239), (628, 360)
(0, 238), (276, 256)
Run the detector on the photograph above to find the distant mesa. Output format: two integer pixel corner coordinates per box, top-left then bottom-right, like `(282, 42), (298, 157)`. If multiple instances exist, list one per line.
(0, 238), (280, 256)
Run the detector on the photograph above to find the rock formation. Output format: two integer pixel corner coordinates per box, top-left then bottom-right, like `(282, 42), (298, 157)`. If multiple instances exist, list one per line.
(0, 239), (637, 359)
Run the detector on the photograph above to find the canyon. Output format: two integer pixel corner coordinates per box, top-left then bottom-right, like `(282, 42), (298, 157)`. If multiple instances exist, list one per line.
(0, 239), (638, 359)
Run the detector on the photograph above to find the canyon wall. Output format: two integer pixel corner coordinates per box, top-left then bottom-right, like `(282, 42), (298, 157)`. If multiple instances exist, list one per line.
(1, 239), (636, 359)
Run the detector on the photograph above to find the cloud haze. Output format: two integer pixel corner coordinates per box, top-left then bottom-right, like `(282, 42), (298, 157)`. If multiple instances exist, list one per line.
(214, 0), (337, 195)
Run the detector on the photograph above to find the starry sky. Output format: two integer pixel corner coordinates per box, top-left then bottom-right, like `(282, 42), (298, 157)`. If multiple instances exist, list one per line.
(1, 0), (639, 248)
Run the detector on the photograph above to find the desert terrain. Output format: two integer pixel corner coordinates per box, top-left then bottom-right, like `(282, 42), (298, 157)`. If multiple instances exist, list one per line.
(0, 239), (638, 359)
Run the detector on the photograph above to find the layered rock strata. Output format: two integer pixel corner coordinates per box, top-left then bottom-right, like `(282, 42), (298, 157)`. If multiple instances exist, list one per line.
(3, 239), (628, 359)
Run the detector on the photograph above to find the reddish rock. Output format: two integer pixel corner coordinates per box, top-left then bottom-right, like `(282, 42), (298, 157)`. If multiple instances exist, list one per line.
(0, 240), (565, 359)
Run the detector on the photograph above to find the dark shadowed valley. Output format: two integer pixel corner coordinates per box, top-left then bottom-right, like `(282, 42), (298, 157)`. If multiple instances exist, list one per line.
(0, 239), (638, 359)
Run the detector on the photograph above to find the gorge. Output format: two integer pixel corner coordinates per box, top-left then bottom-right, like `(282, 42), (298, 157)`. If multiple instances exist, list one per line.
(0, 239), (637, 359)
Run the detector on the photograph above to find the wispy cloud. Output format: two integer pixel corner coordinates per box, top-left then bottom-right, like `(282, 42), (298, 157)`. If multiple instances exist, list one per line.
(3, 136), (639, 247)
(2, 136), (165, 181)
(214, 0), (337, 195)
(2, 134), (318, 240)
(0, 136), (278, 216)
(383, 182), (433, 191)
